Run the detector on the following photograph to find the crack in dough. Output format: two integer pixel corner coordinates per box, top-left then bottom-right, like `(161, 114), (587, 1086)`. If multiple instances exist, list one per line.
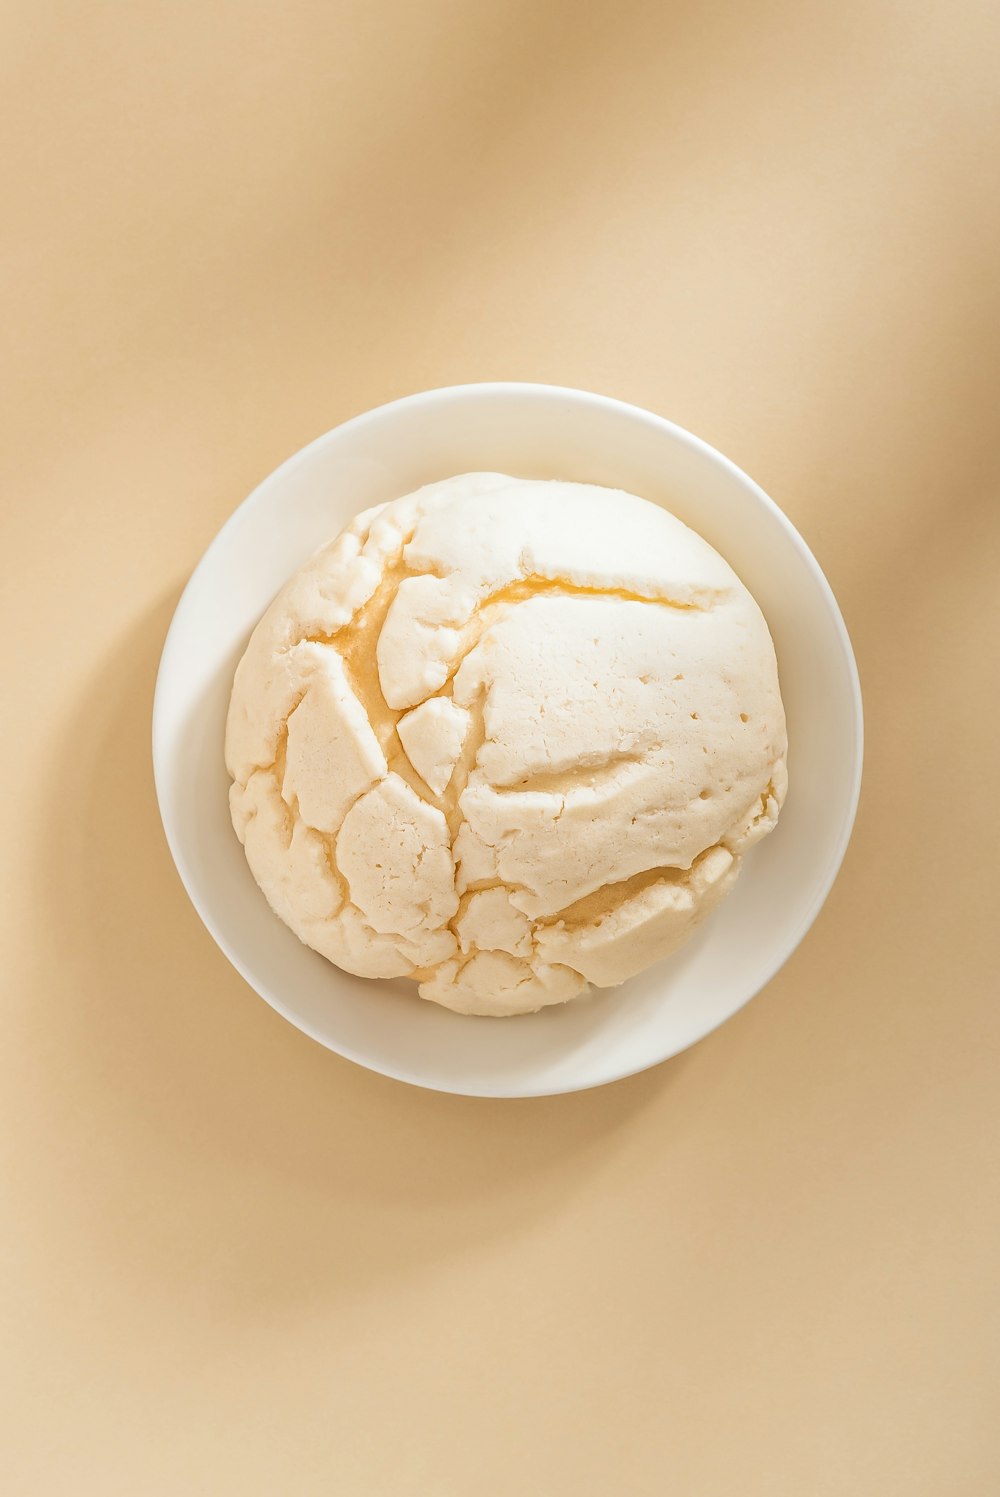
(225, 474), (787, 1015)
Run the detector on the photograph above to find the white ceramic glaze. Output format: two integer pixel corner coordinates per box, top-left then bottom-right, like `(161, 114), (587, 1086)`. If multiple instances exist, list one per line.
(152, 384), (863, 1096)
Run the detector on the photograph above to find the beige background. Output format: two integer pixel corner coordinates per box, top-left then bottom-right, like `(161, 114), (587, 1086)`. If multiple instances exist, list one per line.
(2, 1), (999, 1492)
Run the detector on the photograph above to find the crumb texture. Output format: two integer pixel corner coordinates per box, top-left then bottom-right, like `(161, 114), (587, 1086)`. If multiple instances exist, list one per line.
(226, 474), (787, 1015)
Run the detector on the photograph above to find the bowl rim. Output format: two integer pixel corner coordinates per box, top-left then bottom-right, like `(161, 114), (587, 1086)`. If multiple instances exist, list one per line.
(152, 381), (864, 1096)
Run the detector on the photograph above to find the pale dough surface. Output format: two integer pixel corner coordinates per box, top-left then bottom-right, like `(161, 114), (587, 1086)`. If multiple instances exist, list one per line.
(226, 476), (786, 1013)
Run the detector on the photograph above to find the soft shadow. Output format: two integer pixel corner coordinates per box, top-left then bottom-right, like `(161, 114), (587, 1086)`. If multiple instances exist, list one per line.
(32, 592), (671, 1317)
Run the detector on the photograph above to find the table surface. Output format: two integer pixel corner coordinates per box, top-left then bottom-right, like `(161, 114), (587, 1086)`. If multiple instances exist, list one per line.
(3, 3), (998, 1493)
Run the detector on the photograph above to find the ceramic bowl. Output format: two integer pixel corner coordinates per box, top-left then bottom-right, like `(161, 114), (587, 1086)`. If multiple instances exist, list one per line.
(153, 384), (862, 1096)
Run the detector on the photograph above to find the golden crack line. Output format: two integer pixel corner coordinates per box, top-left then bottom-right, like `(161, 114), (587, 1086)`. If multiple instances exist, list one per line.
(471, 573), (715, 611)
(534, 844), (732, 932)
(486, 753), (645, 797)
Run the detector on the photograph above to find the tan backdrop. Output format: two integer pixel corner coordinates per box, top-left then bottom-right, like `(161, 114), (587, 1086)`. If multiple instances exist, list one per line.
(2, 2), (998, 1493)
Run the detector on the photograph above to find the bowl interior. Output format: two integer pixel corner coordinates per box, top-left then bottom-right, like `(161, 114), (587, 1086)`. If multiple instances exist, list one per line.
(153, 384), (861, 1096)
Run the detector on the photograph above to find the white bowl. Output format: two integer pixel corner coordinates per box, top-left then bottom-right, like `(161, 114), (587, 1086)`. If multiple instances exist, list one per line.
(153, 384), (862, 1097)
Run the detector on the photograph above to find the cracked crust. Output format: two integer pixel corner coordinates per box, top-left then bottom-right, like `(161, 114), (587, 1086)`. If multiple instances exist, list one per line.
(225, 474), (787, 1016)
